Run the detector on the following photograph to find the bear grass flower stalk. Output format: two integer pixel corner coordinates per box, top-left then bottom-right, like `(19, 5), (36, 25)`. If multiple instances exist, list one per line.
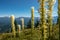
(10, 15), (16, 37)
(17, 25), (21, 36)
(31, 6), (34, 40)
(38, 0), (48, 40)
(21, 18), (24, 31)
(58, 0), (60, 39)
(48, 0), (53, 39)
(31, 7), (34, 30)
(17, 25), (21, 33)
(38, 1), (43, 39)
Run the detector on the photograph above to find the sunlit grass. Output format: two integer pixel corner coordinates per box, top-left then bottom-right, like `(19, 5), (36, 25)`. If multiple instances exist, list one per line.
(0, 25), (59, 40)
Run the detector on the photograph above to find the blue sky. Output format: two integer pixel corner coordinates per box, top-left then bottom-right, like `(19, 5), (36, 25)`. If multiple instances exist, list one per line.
(0, 0), (58, 17)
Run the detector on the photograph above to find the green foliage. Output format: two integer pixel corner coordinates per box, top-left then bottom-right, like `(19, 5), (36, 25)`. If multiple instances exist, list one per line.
(27, 19), (31, 28)
(14, 19), (18, 31)
(35, 20), (39, 28)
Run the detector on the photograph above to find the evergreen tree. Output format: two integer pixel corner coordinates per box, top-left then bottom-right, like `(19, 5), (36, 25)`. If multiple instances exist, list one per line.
(14, 19), (18, 31)
(56, 17), (59, 24)
(27, 19), (31, 28)
(35, 20), (39, 28)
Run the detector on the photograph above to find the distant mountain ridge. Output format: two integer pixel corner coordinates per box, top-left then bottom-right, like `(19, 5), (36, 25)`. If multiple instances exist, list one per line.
(0, 16), (58, 33)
